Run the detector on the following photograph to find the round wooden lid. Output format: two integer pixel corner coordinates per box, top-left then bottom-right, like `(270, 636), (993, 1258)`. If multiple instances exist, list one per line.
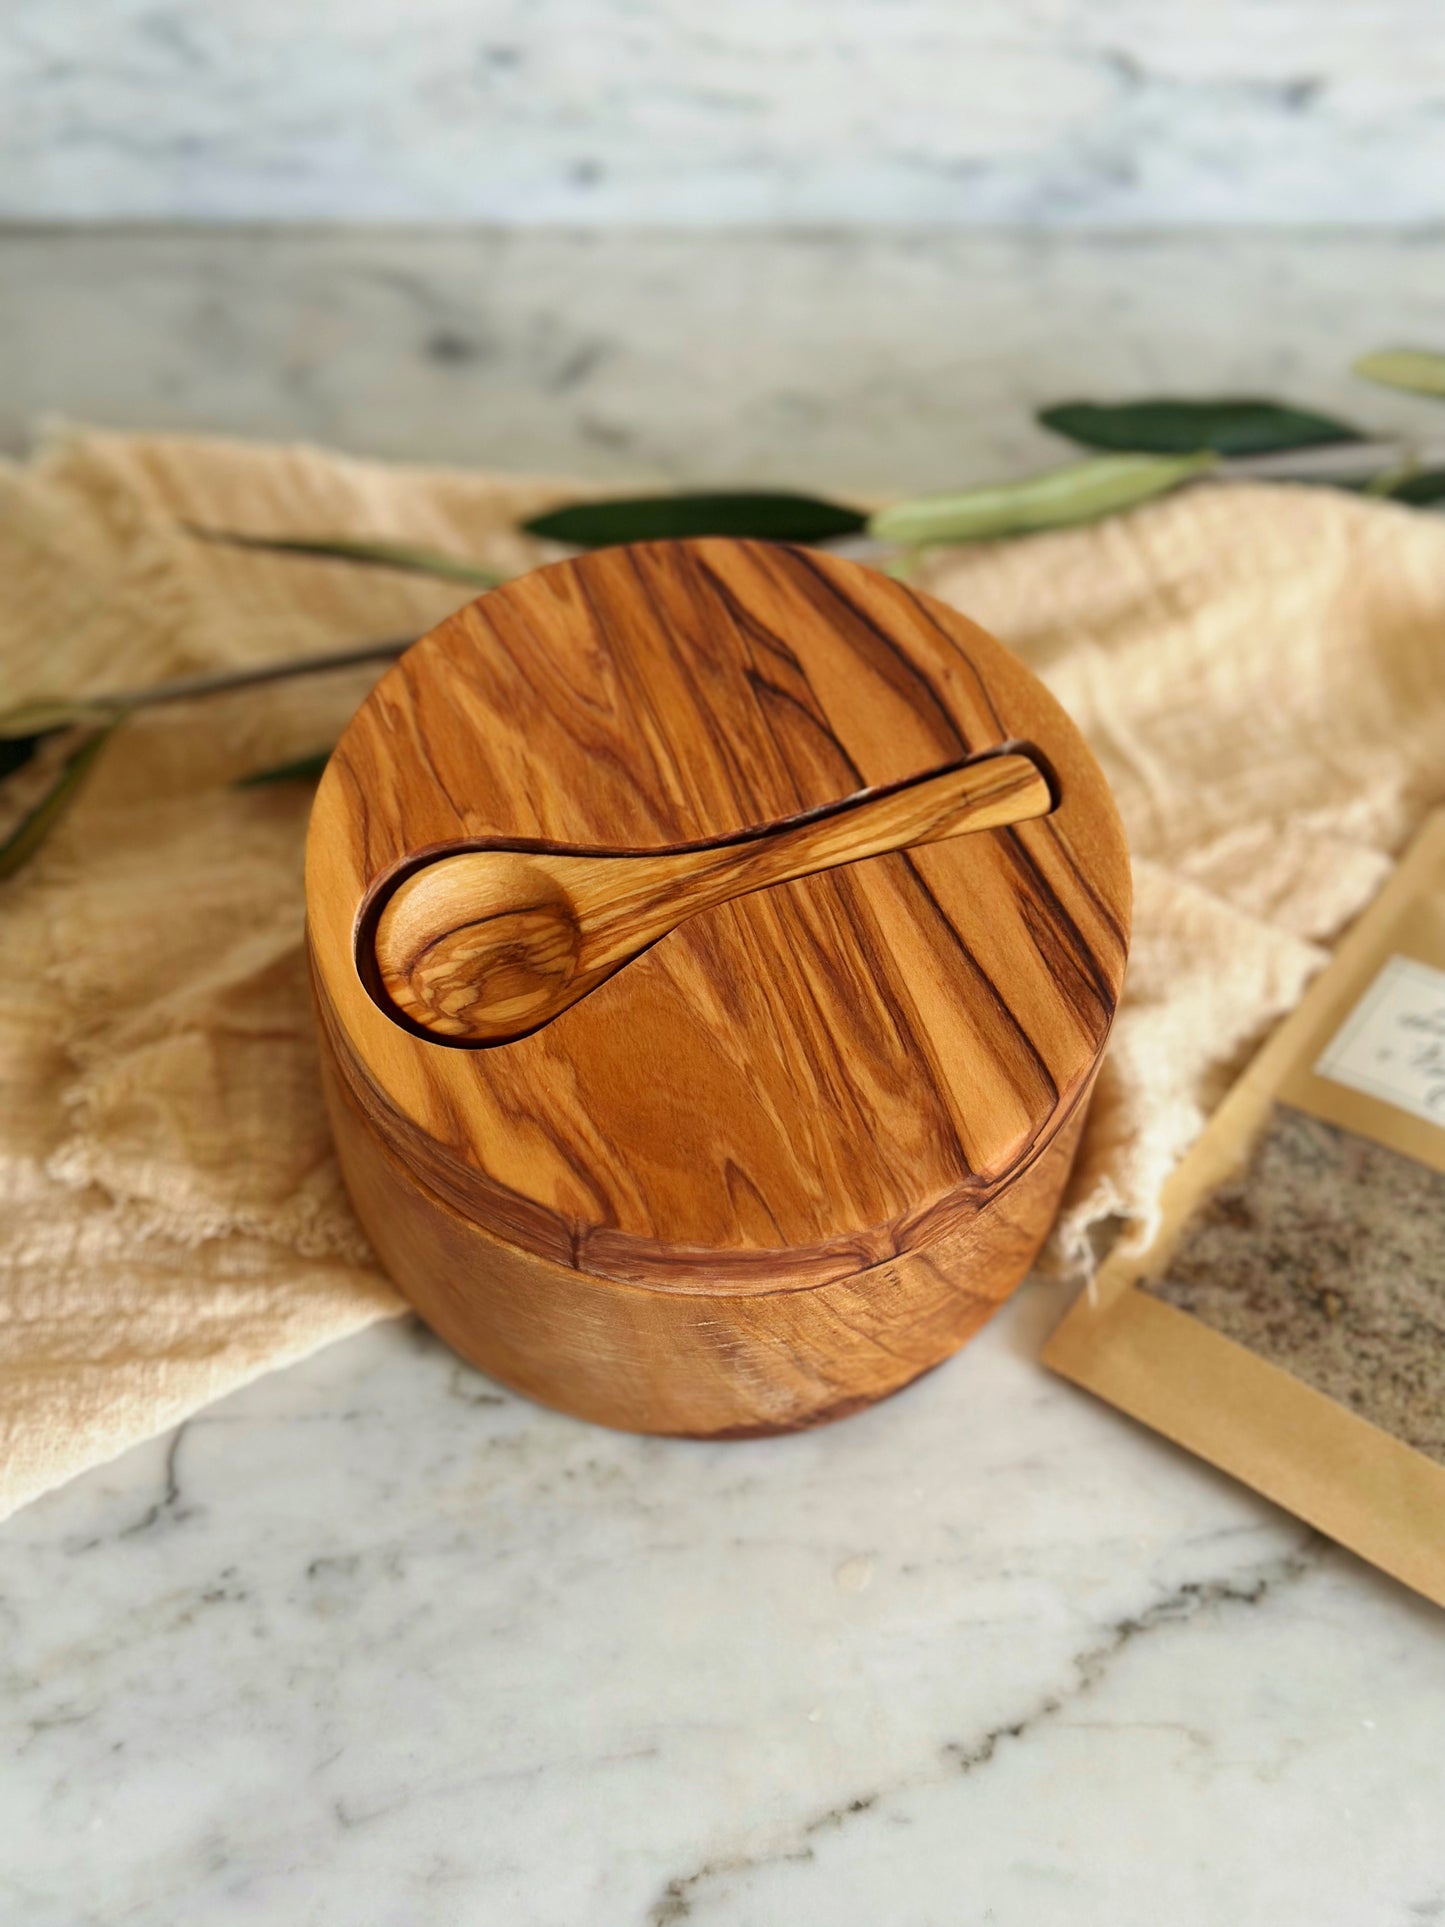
(306, 539), (1130, 1290)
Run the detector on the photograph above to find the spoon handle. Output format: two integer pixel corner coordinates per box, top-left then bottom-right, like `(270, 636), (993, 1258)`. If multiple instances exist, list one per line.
(637, 747), (1056, 939)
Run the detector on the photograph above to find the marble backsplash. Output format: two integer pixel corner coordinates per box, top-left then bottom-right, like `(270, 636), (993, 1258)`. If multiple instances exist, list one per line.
(3, 0), (1444, 226)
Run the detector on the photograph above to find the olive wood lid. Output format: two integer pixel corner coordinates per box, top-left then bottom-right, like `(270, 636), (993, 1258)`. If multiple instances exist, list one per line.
(305, 539), (1130, 1290)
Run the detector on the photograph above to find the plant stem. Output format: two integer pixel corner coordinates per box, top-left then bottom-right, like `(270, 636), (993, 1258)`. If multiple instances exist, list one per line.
(1219, 440), (1445, 481)
(95, 639), (414, 714)
(816, 438), (1445, 564)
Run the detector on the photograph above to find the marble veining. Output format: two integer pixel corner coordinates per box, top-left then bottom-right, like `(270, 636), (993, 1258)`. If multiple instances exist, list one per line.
(3, 2), (1445, 225)
(4, 1284), (1444, 1925)
(2, 228), (1441, 489)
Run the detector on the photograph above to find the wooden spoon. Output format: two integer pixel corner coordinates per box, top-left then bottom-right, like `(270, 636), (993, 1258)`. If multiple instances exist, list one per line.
(369, 745), (1056, 1046)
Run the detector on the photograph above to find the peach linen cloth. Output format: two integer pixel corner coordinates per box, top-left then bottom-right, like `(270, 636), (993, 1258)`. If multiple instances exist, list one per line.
(3, 427), (1443, 1519)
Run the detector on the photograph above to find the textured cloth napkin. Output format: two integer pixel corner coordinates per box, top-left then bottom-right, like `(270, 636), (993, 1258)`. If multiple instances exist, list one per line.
(3, 427), (1443, 1521)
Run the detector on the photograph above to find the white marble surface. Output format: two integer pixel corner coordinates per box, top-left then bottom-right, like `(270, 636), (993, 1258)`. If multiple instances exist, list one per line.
(5, 1285), (1445, 1927)
(4, 1), (1445, 225)
(5, 224), (1445, 1923)
(2, 227), (1442, 487)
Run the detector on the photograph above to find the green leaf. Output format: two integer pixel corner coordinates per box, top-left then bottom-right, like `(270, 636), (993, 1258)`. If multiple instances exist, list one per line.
(1392, 469), (1445, 506)
(519, 491), (869, 549)
(1040, 397), (1361, 456)
(185, 527), (504, 587)
(868, 453), (1216, 547)
(0, 697), (125, 795)
(0, 722), (118, 881)
(235, 748), (334, 787)
(1353, 350), (1445, 399)
(0, 733), (44, 783)
(1364, 462), (1412, 498)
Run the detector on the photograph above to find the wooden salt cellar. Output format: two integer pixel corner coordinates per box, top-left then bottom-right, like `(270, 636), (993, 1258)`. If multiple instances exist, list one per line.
(306, 539), (1130, 1436)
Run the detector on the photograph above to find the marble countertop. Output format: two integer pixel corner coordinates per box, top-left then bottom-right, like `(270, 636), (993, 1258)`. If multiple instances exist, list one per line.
(8, 1289), (1444, 1926)
(3, 226), (1442, 488)
(4, 226), (1445, 1925)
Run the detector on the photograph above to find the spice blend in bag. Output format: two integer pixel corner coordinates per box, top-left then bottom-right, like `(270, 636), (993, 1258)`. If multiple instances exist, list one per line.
(1046, 810), (1445, 1607)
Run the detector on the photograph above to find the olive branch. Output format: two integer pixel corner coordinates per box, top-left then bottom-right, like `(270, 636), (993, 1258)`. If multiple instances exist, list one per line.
(4, 347), (1443, 880)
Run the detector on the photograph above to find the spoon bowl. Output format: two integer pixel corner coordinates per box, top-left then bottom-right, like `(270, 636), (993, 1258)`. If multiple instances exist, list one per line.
(375, 853), (586, 1040)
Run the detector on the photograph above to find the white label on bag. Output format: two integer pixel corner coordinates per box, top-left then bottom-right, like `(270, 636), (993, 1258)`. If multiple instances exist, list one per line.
(1314, 954), (1445, 1128)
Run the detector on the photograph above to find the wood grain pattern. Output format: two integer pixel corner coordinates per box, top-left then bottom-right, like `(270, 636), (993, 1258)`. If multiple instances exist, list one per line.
(306, 538), (1130, 1434)
(371, 747), (1055, 1044)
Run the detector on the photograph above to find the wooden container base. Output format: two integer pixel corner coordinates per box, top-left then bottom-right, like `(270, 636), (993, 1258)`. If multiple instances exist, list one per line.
(305, 540), (1129, 1437)
(323, 1051), (1088, 1437)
